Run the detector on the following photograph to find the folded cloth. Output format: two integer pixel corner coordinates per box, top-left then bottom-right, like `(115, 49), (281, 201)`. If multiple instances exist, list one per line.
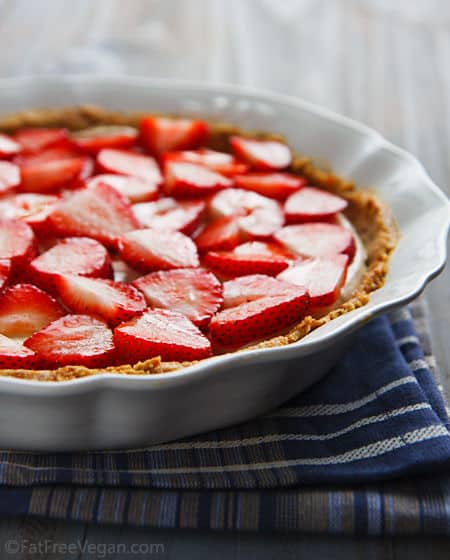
(0, 298), (449, 535)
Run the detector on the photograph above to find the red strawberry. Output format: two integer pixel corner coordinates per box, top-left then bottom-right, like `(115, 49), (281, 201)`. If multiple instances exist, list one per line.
(0, 283), (65, 338)
(96, 148), (163, 184)
(278, 255), (349, 308)
(204, 241), (294, 277)
(163, 149), (248, 177)
(209, 290), (309, 347)
(0, 259), (11, 292)
(195, 215), (241, 252)
(20, 157), (92, 193)
(164, 161), (231, 197)
(118, 229), (199, 272)
(47, 182), (141, 248)
(24, 314), (116, 368)
(133, 268), (223, 328)
(133, 197), (206, 234)
(72, 125), (138, 154)
(140, 116), (208, 157)
(0, 219), (37, 276)
(13, 128), (70, 153)
(230, 136), (292, 171)
(55, 275), (146, 326)
(0, 333), (40, 369)
(15, 146), (83, 166)
(222, 274), (306, 309)
(29, 237), (113, 292)
(274, 223), (356, 261)
(234, 172), (306, 200)
(0, 161), (20, 194)
(284, 187), (348, 222)
(210, 188), (284, 238)
(87, 174), (159, 203)
(114, 308), (212, 362)
(0, 134), (21, 158)
(0, 193), (60, 235)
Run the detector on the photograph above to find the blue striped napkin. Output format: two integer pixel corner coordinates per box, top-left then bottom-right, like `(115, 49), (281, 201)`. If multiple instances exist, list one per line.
(0, 299), (449, 535)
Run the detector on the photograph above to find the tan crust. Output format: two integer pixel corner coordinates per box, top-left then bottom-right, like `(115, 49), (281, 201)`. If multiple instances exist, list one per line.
(0, 106), (398, 381)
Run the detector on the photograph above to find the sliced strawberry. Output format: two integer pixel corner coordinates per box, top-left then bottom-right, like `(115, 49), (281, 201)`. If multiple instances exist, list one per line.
(114, 309), (212, 362)
(140, 116), (209, 157)
(13, 128), (70, 154)
(234, 172), (306, 200)
(284, 187), (348, 222)
(0, 219), (37, 276)
(96, 148), (163, 185)
(163, 149), (248, 177)
(24, 314), (116, 368)
(133, 268), (223, 328)
(20, 157), (92, 193)
(274, 223), (356, 261)
(210, 188), (284, 238)
(0, 193), (60, 235)
(0, 259), (11, 292)
(0, 333), (40, 369)
(29, 237), (113, 292)
(209, 290), (309, 348)
(55, 275), (146, 326)
(87, 174), (159, 203)
(0, 134), (21, 158)
(15, 146), (83, 167)
(47, 182), (140, 248)
(0, 283), (65, 338)
(195, 215), (241, 252)
(0, 161), (20, 194)
(164, 161), (231, 197)
(72, 125), (138, 154)
(278, 255), (349, 308)
(222, 274), (306, 309)
(133, 197), (206, 234)
(204, 241), (294, 277)
(230, 136), (292, 171)
(118, 229), (199, 272)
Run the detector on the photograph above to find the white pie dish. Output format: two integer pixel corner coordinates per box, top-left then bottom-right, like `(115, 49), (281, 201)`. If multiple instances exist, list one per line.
(0, 75), (448, 451)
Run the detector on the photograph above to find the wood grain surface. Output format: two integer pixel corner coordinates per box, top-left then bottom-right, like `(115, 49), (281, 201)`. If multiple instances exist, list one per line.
(0, 0), (449, 557)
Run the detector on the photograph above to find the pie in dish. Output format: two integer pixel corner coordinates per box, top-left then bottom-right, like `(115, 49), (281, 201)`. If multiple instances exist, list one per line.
(0, 106), (397, 381)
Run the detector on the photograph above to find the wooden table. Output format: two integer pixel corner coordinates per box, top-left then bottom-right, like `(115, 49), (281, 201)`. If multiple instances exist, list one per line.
(0, 0), (449, 557)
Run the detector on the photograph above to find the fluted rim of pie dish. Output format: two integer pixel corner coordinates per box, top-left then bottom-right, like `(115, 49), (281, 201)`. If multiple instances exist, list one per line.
(0, 75), (447, 392)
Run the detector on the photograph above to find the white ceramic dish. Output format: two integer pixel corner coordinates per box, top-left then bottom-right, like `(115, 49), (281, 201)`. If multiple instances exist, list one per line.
(0, 76), (448, 451)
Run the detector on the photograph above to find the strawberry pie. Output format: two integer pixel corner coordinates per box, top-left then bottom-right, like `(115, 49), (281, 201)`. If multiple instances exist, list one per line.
(0, 106), (397, 381)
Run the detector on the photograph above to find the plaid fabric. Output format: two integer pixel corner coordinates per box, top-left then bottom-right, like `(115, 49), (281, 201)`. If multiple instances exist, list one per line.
(0, 299), (449, 535)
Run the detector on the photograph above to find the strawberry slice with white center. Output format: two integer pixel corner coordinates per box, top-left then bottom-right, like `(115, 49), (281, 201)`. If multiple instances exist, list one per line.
(275, 223), (356, 261)
(0, 259), (11, 292)
(72, 125), (138, 154)
(163, 149), (248, 177)
(0, 161), (20, 194)
(24, 314), (116, 368)
(210, 188), (284, 238)
(15, 146), (83, 166)
(140, 117), (209, 157)
(204, 241), (294, 277)
(118, 229), (199, 272)
(164, 161), (232, 197)
(13, 128), (70, 153)
(230, 136), (292, 171)
(47, 182), (141, 248)
(0, 194), (60, 235)
(234, 172), (306, 200)
(278, 255), (349, 308)
(20, 155), (92, 193)
(195, 215), (241, 252)
(0, 134), (21, 158)
(0, 333), (40, 369)
(96, 148), (163, 184)
(284, 186), (348, 222)
(114, 308), (212, 362)
(29, 237), (113, 292)
(55, 275), (146, 326)
(209, 289), (309, 348)
(133, 268), (223, 328)
(222, 274), (306, 309)
(133, 197), (206, 234)
(0, 283), (65, 338)
(0, 219), (37, 276)
(87, 174), (159, 203)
